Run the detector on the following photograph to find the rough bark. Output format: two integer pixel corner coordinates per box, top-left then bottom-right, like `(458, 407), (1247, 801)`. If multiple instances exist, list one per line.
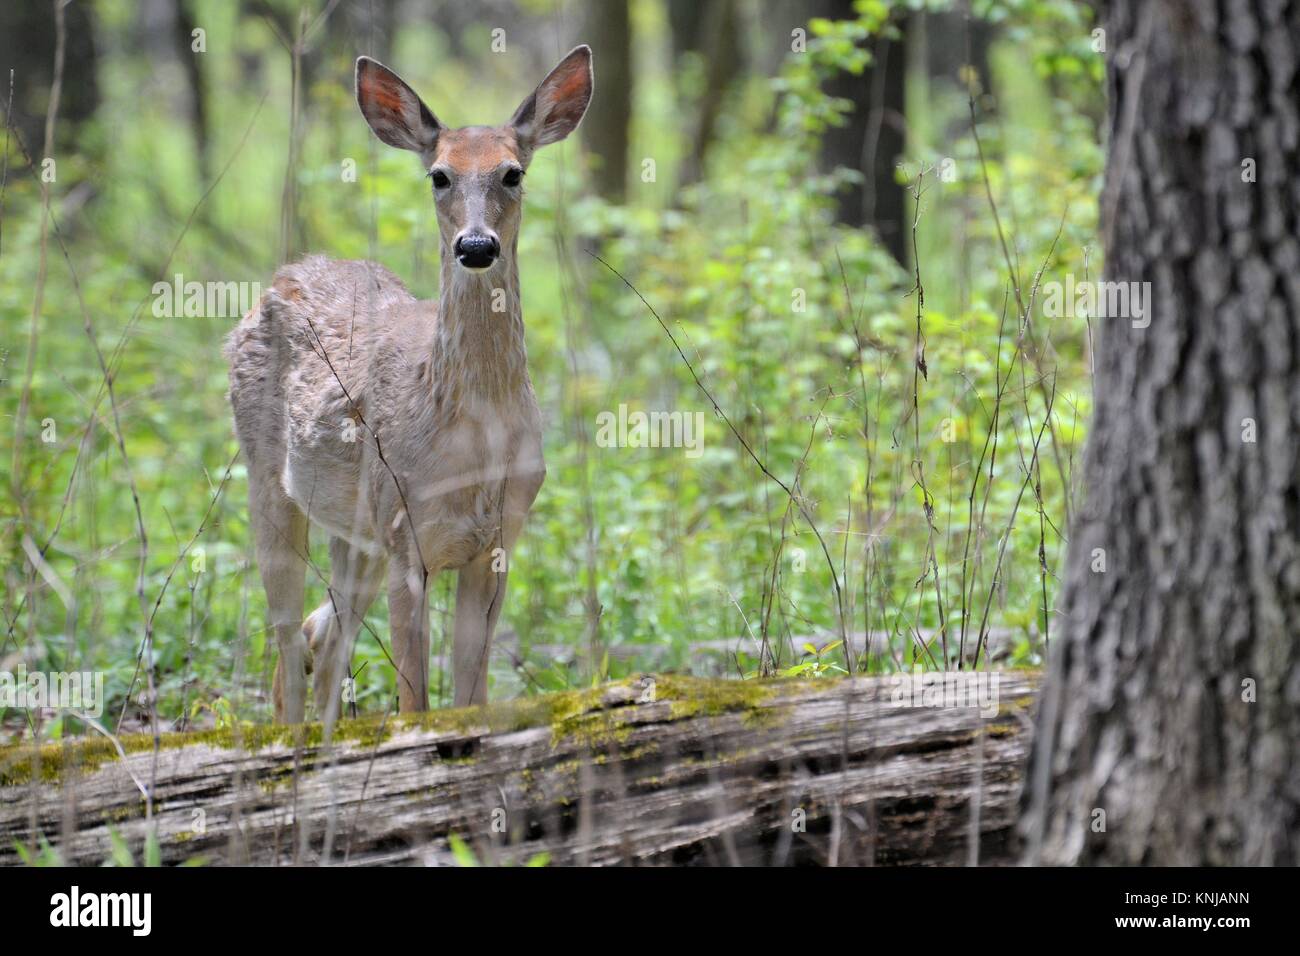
(1022, 0), (1300, 865)
(1, 673), (1037, 866)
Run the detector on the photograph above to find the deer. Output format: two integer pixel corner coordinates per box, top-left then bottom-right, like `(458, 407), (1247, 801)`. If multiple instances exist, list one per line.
(225, 46), (593, 725)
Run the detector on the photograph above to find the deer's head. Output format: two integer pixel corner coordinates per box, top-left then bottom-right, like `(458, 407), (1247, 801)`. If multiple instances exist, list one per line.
(355, 46), (593, 274)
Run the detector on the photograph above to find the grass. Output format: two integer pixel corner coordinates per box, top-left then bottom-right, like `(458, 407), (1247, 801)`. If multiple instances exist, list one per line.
(0, 0), (1101, 745)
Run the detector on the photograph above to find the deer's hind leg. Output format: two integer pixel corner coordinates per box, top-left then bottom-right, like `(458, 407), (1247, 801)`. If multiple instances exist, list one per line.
(384, 514), (433, 714)
(305, 537), (386, 725)
(248, 466), (310, 724)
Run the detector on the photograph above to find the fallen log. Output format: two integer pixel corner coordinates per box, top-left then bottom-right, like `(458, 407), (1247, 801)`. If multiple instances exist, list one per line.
(507, 626), (1019, 673)
(0, 671), (1039, 866)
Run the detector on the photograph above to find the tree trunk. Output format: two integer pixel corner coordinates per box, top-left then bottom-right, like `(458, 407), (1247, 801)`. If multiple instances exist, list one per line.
(815, 0), (909, 265)
(677, 0), (742, 190)
(1021, 0), (1300, 865)
(667, 0), (704, 63)
(0, 0), (99, 154)
(172, 0), (210, 185)
(581, 0), (631, 201)
(1, 673), (1037, 866)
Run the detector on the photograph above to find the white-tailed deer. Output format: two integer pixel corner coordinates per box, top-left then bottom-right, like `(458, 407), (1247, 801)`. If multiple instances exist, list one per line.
(226, 46), (593, 724)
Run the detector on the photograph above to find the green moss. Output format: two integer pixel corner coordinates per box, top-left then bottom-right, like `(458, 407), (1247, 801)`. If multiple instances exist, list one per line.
(0, 674), (795, 787)
(652, 674), (781, 722)
(984, 720), (1021, 738)
(101, 800), (148, 823)
(0, 717), (377, 787)
(255, 765), (298, 793)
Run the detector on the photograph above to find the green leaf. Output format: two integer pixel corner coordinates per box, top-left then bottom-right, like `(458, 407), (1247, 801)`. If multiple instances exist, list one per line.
(144, 830), (161, 868)
(448, 833), (479, 868)
(106, 828), (135, 867)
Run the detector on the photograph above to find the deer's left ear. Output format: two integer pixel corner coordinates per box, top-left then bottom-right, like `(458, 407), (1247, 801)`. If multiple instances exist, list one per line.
(511, 45), (593, 152)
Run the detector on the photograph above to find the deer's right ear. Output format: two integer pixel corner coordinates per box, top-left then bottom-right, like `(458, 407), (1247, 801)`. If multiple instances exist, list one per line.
(355, 57), (441, 154)
(511, 45), (593, 152)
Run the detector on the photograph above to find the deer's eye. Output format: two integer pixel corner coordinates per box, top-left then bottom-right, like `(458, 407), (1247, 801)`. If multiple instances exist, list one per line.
(431, 170), (450, 190)
(502, 168), (523, 188)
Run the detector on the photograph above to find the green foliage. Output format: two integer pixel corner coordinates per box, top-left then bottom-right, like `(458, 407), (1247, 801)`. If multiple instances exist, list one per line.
(448, 831), (549, 867)
(448, 833), (480, 868)
(777, 642), (848, 679)
(12, 826), (164, 868)
(14, 834), (64, 867)
(1, 0), (1102, 738)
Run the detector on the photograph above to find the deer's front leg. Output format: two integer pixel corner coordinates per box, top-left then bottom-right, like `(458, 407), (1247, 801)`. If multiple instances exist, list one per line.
(452, 462), (542, 707)
(452, 550), (505, 707)
(387, 552), (430, 713)
(449, 548), (504, 707)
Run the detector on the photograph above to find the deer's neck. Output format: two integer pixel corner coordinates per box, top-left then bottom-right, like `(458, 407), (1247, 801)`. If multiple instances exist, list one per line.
(432, 241), (528, 407)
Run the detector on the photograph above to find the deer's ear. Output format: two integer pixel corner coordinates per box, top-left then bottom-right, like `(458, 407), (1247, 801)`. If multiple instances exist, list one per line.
(355, 57), (441, 154)
(510, 45), (593, 151)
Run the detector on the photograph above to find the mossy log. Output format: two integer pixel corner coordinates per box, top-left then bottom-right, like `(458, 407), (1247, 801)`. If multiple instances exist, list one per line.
(0, 672), (1039, 866)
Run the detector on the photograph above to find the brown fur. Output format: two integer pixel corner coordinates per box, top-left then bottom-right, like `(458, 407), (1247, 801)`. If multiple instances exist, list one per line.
(226, 46), (592, 723)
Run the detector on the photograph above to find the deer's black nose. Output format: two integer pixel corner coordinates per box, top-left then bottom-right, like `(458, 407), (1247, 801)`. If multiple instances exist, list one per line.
(455, 234), (500, 270)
